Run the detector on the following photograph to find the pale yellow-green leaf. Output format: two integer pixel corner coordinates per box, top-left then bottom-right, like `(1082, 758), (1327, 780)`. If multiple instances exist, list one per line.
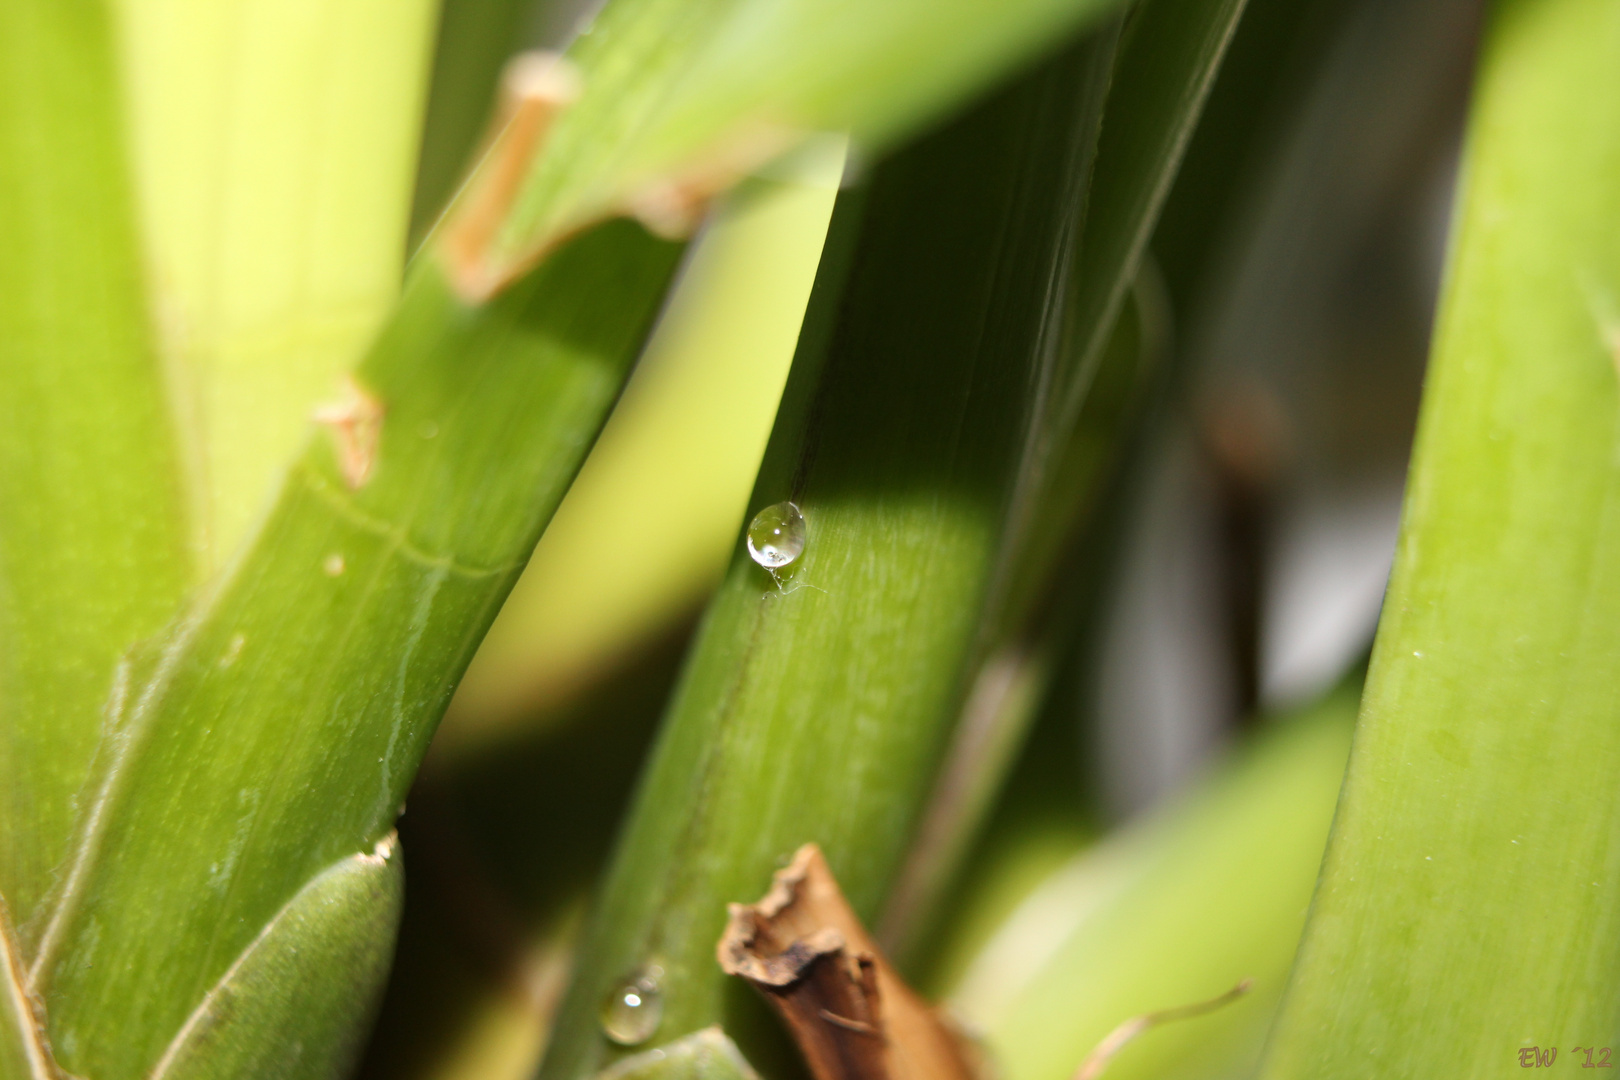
(111, 0), (440, 572)
(444, 135), (845, 743)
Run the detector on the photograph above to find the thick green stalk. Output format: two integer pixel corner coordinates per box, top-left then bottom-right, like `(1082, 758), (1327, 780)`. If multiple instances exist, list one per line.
(0, 0), (192, 936)
(535, 36), (1121, 1080)
(1261, 1), (1620, 1074)
(32, 225), (680, 1080)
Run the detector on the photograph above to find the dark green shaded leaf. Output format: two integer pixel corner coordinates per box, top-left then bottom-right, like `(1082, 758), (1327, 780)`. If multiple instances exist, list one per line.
(534, 34), (1124, 1080)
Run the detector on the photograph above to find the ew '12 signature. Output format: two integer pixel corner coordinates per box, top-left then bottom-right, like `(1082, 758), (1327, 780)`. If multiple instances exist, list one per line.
(1519, 1046), (1615, 1068)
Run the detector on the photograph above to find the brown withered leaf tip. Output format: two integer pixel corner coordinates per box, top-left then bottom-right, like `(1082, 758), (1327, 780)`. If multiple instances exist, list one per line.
(717, 844), (976, 1080)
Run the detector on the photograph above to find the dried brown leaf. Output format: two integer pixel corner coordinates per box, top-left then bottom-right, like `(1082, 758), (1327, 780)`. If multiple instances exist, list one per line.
(718, 844), (975, 1080)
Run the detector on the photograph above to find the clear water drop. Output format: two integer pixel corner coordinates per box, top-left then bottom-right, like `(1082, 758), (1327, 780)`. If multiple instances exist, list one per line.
(746, 501), (806, 570)
(600, 965), (663, 1045)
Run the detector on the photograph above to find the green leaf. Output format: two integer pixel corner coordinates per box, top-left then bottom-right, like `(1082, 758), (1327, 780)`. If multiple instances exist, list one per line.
(0, 0), (192, 935)
(1052, 0), (1248, 435)
(882, 0), (1250, 958)
(533, 33), (1127, 1080)
(111, 0), (441, 572)
(1261, 1), (1620, 1074)
(531, 0), (1257, 1072)
(146, 840), (403, 1080)
(31, 223), (680, 1080)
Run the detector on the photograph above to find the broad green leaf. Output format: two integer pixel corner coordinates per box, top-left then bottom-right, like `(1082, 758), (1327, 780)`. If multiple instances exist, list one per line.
(147, 842), (403, 1080)
(876, 280), (1166, 960)
(1052, 0), (1248, 435)
(534, 0), (1256, 1072)
(33, 223), (682, 1080)
(111, 0), (441, 573)
(0, 0), (191, 934)
(1261, 1), (1620, 1074)
(957, 686), (1355, 1080)
(534, 34), (1125, 1080)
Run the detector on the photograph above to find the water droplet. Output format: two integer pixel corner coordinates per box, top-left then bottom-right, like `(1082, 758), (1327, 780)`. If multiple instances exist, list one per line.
(323, 553), (346, 576)
(600, 965), (663, 1045)
(747, 502), (806, 570)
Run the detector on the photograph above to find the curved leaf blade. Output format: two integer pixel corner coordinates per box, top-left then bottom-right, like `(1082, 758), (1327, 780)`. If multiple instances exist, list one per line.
(1262, 2), (1620, 1073)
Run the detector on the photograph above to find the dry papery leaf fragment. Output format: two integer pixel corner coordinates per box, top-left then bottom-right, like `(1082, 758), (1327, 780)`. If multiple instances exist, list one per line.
(440, 51), (583, 302)
(717, 844), (977, 1080)
(312, 375), (385, 489)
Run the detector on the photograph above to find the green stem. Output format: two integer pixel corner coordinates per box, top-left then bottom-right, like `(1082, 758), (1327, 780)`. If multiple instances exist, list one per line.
(35, 230), (680, 1080)
(534, 35), (1123, 1080)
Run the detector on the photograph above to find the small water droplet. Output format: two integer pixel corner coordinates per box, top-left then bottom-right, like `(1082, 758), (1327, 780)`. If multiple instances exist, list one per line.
(747, 501), (806, 570)
(323, 553), (346, 576)
(600, 965), (663, 1045)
